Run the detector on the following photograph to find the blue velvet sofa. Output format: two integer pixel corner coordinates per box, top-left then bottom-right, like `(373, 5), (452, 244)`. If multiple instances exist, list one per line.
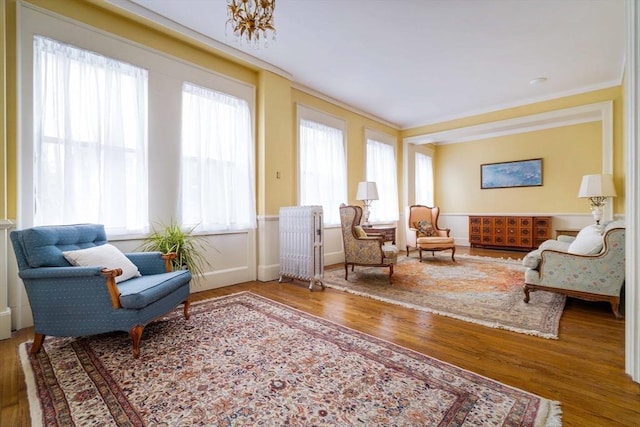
(10, 224), (192, 358)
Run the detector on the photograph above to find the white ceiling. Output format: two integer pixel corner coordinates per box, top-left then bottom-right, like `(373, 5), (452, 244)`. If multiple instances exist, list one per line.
(108, 0), (626, 129)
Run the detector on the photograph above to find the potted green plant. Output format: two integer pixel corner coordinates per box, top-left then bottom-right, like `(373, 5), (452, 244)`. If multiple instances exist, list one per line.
(139, 219), (210, 283)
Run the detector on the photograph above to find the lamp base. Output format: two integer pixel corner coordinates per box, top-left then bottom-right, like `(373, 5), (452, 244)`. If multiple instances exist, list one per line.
(362, 201), (372, 226)
(591, 205), (604, 229)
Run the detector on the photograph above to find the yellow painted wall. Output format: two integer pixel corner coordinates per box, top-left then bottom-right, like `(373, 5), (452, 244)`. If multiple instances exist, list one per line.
(2, 0), (16, 218)
(402, 86), (625, 215)
(258, 71), (295, 214)
(1, 0), (6, 219)
(436, 122), (601, 213)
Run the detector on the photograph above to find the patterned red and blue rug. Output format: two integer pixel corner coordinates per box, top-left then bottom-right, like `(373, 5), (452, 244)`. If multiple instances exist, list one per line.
(20, 292), (562, 426)
(324, 254), (566, 339)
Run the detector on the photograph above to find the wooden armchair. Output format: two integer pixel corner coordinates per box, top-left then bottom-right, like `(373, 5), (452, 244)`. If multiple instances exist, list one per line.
(339, 204), (398, 282)
(406, 205), (456, 261)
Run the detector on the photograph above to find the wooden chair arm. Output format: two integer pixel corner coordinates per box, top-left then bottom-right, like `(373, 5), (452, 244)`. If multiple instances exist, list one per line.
(161, 252), (177, 272)
(101, 268), (123, 309)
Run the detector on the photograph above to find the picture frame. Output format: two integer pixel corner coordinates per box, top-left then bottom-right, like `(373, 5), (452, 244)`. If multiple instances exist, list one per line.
(480, 158), (543, 189)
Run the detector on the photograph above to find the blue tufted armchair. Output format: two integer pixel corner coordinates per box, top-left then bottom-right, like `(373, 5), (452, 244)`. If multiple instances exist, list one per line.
(10, 224), (192, 358)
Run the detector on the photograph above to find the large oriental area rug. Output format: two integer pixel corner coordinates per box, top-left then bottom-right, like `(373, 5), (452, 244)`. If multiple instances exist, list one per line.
(324, 255), (566, 339)
(20, 292), (561, 426)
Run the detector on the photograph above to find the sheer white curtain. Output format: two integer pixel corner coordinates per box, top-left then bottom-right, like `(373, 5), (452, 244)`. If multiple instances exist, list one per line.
(181, 82), (256, 231)
(33, 36), (148, 234)
(415, 152), (434, 206)
(299, 119), (347, 225)
(366, 138), (399, 222)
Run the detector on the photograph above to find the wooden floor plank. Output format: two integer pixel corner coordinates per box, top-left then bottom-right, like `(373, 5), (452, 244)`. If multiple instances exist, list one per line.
(2, 247), (639, 426)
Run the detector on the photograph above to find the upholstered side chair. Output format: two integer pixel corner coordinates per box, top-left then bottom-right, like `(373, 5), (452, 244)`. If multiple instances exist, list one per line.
(339, 204), (398, 282)
(10, 224), (192, 358)
(406, 205), (456, 261)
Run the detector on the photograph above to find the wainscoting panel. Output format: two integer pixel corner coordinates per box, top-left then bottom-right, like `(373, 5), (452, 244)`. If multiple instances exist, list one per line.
(257, 215), (345, 282)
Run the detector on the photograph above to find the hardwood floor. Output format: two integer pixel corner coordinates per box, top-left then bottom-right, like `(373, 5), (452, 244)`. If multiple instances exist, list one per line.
(2, 247), (639, 426)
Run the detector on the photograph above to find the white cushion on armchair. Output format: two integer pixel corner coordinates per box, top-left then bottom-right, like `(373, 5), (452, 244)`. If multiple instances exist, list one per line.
(567, 225), (604, 255)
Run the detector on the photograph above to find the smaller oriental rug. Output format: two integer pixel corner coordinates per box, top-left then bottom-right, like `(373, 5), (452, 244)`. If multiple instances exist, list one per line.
(324, 254), (566, 339)
(20, 292), (562, 426)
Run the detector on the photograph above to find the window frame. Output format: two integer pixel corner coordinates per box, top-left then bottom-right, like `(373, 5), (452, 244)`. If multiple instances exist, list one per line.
(364, 128), (399, 223)
(19, 6), (256, 238)
(296, 104), (348, 226)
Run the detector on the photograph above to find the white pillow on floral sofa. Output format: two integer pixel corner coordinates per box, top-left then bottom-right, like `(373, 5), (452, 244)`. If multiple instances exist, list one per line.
(567, 225), (604, 255)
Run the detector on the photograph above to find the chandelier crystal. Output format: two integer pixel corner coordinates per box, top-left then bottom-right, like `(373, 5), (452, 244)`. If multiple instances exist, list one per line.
(226, 0), (276, 48)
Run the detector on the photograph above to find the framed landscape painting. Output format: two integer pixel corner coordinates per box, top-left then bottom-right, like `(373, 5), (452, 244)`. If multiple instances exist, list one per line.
(481, 158), (543, 189)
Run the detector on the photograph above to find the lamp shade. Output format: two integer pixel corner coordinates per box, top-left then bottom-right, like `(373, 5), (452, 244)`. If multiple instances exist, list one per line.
(578, 174), (617, 198)
(356, 181), (379, 201)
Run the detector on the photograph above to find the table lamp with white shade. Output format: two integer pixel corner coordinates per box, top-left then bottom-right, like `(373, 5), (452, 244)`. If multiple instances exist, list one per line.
(356, 181), (379, 226)
(578, 174), (617, 226)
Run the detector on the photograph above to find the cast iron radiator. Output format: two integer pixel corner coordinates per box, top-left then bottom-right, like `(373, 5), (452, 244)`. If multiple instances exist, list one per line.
(278, 205), (324, 290)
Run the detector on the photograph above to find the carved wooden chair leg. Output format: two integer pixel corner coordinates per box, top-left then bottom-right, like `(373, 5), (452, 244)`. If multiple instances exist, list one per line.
(418, 248), (423, 262)
(130, 325), (145, 359)
(523, 285), (532, 303)
(610, 297), (623, 319)
(183, 297), (191, 320)
(30, 333), (45, 354)
(451, 247), (456, 262)
(344, 264), (349, 280)
(389, 264), (394, 284)
(406, 246), (410, 257)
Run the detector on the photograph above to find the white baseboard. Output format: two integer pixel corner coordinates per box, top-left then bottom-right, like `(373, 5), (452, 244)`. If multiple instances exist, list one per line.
(258, 263), (280, 282)
(0, 307), (11, 340)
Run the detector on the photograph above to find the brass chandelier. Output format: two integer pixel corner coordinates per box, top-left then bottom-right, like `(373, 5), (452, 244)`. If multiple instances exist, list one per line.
(226, 0), (276, 47)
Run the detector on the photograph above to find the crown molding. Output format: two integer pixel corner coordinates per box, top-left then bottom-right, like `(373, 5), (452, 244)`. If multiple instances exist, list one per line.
(291, 82), (399, 130)
(405, 81), (621, 130)
(403, 101), (612, 145)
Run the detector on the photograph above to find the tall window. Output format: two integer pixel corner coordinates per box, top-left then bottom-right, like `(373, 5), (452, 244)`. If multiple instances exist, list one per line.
(181, 82), (256, 232)
(33, 36), (148, 234)
(298, 107), (347, 225)
(366, 134), (399, 222)
(415, 152), (434, 206)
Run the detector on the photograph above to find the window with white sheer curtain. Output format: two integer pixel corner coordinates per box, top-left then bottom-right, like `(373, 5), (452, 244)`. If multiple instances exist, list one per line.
(415, 152), (434, 206)
(33, 36), (148, 234)
(181, 82), (256, 232)
(298, 107), (347, 225)
(366, 136), (399, 222)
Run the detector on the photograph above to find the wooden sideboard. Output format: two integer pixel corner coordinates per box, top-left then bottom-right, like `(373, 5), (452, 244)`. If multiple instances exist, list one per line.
(469, 216), (551, 250)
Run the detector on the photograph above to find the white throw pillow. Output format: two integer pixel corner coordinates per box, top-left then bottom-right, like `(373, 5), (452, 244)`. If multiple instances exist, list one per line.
(567, 225), (604, 255)
(63, 244), (141, 283)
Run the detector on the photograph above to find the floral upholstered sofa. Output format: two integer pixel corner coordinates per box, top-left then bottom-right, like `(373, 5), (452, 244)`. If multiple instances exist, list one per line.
(522, 221), (625, 318)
